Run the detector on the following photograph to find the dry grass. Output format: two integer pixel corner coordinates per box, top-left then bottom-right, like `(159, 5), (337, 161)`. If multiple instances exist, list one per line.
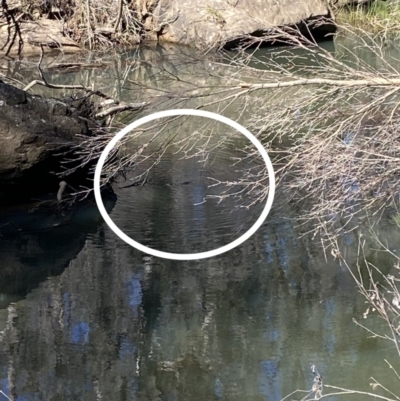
(336, 0), (400, 32)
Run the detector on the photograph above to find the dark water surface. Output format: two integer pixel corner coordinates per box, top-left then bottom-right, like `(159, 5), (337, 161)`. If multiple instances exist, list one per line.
(2, 210), (400, 401)
(110, 122), (266, 254)
(1, 36), (400, 401)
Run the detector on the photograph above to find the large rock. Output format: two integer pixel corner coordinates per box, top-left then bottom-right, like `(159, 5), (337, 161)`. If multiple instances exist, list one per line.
(149, 0), (334, 47)
(0, 81), (92, 204)
(1, 0), (366, 54)
(0, 81), (88, 181)
(0, 18), (80, 57)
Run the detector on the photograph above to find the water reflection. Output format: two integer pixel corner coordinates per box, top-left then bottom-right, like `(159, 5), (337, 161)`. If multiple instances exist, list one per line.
(109, 127), (265, 254)
(0, 198), (115, 298)
(2, 36), (400, 401)
(0, 213), (399, 400)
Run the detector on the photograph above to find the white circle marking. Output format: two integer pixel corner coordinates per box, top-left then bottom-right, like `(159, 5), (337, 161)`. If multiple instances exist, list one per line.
(94, 109), (275, 261)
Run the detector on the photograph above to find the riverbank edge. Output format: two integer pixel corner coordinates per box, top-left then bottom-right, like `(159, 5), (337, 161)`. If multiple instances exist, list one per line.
(0, 1), (340, 57)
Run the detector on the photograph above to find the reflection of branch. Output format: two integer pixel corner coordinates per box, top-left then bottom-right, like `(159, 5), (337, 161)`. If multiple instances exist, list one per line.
(23, 45), (148, 118)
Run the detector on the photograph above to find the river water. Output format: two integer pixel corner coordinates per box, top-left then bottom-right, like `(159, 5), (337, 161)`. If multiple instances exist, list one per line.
(1, 34), (400, 401)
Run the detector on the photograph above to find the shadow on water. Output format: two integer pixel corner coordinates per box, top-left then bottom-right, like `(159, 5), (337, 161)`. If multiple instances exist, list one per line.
(0, 196), (116, 300)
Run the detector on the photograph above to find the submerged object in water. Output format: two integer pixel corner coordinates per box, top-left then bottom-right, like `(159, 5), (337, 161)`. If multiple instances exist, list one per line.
(57, 181), (68, 202)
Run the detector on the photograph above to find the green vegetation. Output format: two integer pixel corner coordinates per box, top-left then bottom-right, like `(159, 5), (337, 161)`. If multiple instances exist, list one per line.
(336, 0), (400, 32)
(205, 5), (226, 25)
(393, 212), (400, 228)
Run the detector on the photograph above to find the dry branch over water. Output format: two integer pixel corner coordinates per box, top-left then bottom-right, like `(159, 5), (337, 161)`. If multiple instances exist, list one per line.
(217, 25), (400, 233)
(3, 20), (400, 233)
(29, 23), (399, 232)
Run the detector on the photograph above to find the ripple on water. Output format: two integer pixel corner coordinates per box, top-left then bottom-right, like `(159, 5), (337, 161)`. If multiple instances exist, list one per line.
(110, 142), (264, 255)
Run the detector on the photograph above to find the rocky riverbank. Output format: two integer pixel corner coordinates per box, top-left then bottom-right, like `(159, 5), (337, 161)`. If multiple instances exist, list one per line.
(0, 0), (368, 56)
